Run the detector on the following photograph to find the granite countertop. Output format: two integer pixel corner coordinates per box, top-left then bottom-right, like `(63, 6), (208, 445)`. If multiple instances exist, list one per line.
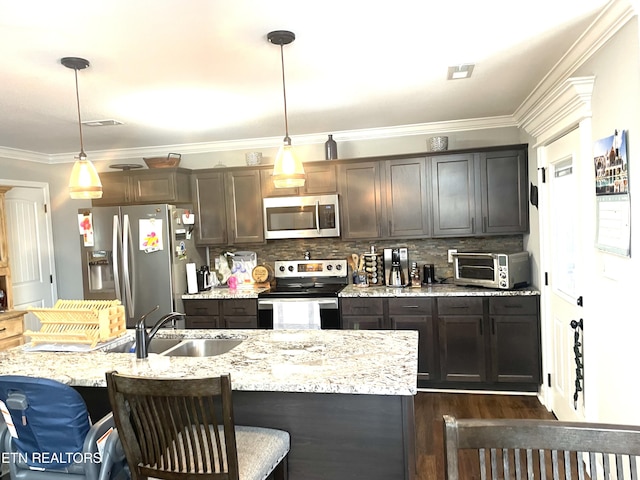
(182, 284), (540, 300)
(339, 284), (540, 297)
(182, 286), (269, 299)
(1, 329), (418, 396)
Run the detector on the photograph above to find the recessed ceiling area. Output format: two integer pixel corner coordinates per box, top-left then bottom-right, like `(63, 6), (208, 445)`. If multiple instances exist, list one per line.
(0, 0), (613, 159)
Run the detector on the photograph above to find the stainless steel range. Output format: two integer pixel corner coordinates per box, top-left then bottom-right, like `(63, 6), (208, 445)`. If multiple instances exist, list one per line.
(257, 259), (348, 329)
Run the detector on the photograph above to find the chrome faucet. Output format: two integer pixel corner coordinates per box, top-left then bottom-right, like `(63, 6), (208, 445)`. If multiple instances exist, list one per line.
(135, 305), (185, 359)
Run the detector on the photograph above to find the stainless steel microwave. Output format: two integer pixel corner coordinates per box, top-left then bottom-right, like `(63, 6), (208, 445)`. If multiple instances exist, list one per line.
(452, 251), (530, 289)
(263, 194), (340, 239)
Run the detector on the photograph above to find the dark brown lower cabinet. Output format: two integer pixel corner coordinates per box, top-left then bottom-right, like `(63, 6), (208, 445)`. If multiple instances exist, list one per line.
(437, 297), (486, 383)
(340, 294), (541, 391)
(340, 298), (385, 330)
(436, 295), (541, 390)
(184, 300), (219, 328)
(388, 297), (436, 382)
(184, 299), (257, 329)
(488, 297), (541, 384)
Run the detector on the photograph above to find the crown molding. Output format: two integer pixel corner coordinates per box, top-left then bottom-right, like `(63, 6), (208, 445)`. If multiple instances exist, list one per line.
(0, 146), (50, 164)
(515, 0), (636, 128)
(37, 115), (517, 164)
(520, 76), (595, 144)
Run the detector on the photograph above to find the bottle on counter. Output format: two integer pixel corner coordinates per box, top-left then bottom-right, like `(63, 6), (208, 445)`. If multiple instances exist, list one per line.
(410, 262), (421, 287)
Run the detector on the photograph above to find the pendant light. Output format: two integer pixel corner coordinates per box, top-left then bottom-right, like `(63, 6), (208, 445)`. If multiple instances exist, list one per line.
(268, 30), (305, 188)
(62, 57), (103, 199)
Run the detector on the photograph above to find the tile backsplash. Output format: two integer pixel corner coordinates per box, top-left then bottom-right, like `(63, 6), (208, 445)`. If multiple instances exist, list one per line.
(209, 235), (523, 283)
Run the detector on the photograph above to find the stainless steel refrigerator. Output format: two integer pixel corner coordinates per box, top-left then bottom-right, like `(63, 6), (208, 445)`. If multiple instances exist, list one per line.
(78, 204), (205, 328)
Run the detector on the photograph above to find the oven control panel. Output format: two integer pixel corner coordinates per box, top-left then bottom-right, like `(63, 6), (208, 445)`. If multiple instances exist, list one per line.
(274, 260), (347, 278)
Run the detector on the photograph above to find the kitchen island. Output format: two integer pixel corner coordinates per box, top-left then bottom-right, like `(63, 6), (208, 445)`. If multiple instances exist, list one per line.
(1, 328), (418, 480)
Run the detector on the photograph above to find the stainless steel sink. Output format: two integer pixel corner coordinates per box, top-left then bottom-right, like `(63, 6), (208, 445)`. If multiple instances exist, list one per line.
(161, 339), (243, 357)
(104, 338), (183, 354)
(104, 337), (242, 357)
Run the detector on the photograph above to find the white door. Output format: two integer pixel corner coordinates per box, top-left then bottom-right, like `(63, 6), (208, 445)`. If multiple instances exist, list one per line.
(543, 128), (586, 422)
(5, 186), (56, 331)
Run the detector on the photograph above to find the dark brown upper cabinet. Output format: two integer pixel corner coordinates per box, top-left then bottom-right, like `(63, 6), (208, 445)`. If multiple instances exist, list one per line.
(479, 149), (529, 234)
(260, 163), (337, 198)
(191, 169), (264, 246)
(431, 146), (529, 237)
(92, 168), (192, 206)
(430, 153), (478, 237)
(339, 157), (431, 240)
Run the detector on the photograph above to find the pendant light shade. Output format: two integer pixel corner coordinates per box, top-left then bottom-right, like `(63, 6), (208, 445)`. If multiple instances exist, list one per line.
(62, 57), (102, 199)
(273, 142), (305, 188)
(268, 30), (305, 188)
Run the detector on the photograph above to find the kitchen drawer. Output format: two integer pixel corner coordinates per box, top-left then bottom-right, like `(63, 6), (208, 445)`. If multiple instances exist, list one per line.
(185, 316), (219, 329)
(489, 296), (538, 315)
(222, 299), (257, 316)
(184, 300), (219, 316)
(388, 298), (433, 315)
(437, 297), (483, 315)
(0, 316), (23, 340)
(340, 298), (384, 316)
(222, 316), (258, 329)
(0, 334), (23, 351)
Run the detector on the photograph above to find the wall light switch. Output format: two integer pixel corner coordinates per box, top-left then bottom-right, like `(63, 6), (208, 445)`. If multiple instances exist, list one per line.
(448, 249), (457, 263)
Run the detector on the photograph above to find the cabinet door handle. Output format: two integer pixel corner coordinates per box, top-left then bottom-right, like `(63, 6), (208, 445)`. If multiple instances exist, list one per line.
(449, 305), (469, 310)
(483, 216), (487, 232)
(402, 305), (419, 309)
(491, 317), (496, 335)
(479, 319), (483, 335)
(0, 327), (6, 333)
(471, 217), (475, 233)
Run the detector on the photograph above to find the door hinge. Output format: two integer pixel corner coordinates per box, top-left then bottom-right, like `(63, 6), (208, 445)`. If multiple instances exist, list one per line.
(577, 296), (583, 307)
(44, 204), (48, 214)
(547, 373), (551, 387)
(544, 272), (549, 286)
(50, 275), (53, 284)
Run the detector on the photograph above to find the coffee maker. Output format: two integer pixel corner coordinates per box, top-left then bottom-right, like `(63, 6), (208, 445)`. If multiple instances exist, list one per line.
(383, 247), (410, 287)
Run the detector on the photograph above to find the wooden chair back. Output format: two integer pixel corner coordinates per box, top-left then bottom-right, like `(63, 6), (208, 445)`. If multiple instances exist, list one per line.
(106, 371), (240, 480)
(443, 415), (640, 480)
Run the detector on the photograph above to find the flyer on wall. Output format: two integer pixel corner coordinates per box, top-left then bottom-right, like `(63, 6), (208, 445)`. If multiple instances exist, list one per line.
(593, 129), (630, 257)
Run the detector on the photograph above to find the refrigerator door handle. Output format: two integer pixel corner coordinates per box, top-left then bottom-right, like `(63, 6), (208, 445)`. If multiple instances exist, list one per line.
(123, 214), (135, 318)
(112, 215), (122, 301)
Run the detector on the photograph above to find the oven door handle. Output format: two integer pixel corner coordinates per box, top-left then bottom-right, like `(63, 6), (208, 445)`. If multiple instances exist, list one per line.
(315, 200), (321, 234)
(258, 299), (338, 307)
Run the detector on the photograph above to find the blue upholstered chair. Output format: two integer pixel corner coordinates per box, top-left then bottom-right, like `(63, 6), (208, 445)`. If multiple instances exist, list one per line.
(0, 376), (128, 480)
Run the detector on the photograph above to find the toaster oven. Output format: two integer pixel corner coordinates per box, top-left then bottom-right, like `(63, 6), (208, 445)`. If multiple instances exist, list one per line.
(452, 251), (530, 289)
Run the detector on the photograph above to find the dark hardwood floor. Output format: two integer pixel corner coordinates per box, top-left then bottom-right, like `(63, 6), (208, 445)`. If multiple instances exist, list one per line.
(414, 391), (556, 480)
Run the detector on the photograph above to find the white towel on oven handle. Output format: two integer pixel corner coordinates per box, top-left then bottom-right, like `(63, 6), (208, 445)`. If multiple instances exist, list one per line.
(272, 301), (321, 330)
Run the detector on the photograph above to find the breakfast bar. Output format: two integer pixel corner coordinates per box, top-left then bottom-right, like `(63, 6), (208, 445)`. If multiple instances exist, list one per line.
(1, 329), (419, 480)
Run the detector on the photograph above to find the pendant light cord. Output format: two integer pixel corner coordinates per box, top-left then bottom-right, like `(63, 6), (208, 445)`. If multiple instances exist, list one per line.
(279, 43), (291, 145)
(73, 67), (86, 159)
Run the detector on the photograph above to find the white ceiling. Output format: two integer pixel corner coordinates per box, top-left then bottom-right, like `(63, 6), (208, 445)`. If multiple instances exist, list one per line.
(0, 0), (614, 160)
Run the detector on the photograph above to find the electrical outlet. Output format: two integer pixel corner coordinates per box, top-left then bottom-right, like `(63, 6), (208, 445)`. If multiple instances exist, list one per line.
(447, 249), (457, 263)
